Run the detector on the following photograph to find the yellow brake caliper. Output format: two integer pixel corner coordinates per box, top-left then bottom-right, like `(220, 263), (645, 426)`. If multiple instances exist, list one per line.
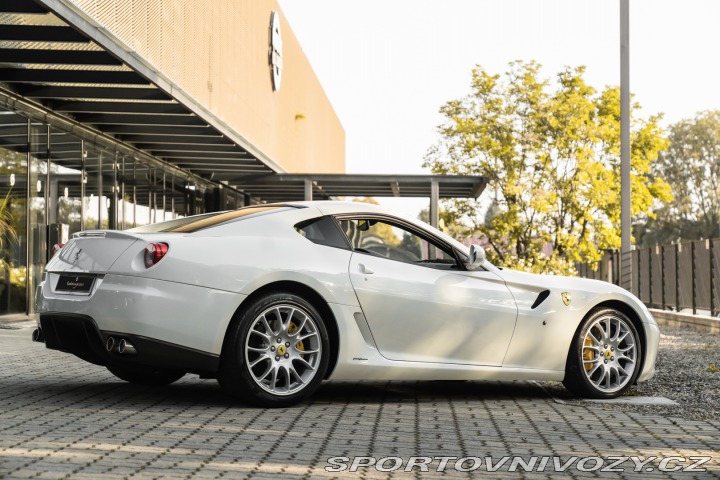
(288, 322), (304, 351)
(583, 336), (595, 371)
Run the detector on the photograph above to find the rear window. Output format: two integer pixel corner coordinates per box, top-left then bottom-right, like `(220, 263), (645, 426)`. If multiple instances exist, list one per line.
(295, 216), (350, 249)
(128, 205), (292, 233)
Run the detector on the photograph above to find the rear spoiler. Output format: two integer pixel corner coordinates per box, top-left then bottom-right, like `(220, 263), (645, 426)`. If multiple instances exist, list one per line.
(73, 230), (141, 240)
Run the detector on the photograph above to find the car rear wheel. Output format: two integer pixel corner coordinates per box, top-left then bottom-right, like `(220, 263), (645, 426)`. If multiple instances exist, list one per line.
(218, 292), (330, 407)
(107, 365), (185, 386)
(563, 308), (641, 399)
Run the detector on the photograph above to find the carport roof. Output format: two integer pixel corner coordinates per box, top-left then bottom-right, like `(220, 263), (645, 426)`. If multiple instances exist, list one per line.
(0, 0), (281, 184)
(232, 174), (488, 202)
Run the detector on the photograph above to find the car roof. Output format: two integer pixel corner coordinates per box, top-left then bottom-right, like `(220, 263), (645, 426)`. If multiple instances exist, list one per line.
(271, 200), (472, 257)
(289, 200), (388, 216)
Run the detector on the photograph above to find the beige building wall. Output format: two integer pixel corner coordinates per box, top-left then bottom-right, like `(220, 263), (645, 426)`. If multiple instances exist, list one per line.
(70, 0), (345, 174)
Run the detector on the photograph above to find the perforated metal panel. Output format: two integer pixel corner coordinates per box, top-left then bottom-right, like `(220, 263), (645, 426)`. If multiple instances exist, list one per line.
(64, 0), (346, 174)
(0, 12), (66, 26)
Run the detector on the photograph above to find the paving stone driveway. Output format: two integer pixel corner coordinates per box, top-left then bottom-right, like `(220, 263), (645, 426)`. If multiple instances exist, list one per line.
(0, 323), (718, 479)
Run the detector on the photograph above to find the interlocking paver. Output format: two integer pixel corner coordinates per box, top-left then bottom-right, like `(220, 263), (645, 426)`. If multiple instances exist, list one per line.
(0, 323), (718, 479)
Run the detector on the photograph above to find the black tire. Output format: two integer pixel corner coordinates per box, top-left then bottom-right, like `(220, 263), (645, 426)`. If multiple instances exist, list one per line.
(563, 308), (642, 399)
(107, 365), (185, 386)
(218, 292), (330, 408)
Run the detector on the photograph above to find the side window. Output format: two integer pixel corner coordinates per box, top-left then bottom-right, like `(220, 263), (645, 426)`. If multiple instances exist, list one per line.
(337, 218), (457, 268)
(295, 216), (349, 249)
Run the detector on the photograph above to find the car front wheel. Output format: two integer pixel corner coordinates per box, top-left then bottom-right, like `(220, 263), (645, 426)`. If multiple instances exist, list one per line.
(218, 292), (330, 407)
(563, 308), (642, 399)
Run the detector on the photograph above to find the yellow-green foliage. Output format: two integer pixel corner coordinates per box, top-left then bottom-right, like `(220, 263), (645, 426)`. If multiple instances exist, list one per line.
(424, 61), (671, 274)
(0, 191), (17, 250)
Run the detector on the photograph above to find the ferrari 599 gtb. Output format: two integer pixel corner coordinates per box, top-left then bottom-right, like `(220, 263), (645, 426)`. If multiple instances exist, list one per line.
(34, 201), (659, 407)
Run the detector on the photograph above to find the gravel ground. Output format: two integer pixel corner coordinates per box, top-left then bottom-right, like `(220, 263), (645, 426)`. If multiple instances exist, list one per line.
(543, 324), (720, 423)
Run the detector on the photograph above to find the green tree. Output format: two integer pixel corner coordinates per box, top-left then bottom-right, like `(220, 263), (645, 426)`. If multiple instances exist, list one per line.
(637, 110), (720, 246)
(424, 61), (671, 274)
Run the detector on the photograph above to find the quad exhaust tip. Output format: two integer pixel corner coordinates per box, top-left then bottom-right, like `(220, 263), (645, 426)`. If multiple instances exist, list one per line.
(106, 336), (137, 355)
(31, 328), (44, 343)
(118, 339), (136, 356)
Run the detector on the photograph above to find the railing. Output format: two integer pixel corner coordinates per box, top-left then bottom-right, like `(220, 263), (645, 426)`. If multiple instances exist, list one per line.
(577, 239), (720, 316)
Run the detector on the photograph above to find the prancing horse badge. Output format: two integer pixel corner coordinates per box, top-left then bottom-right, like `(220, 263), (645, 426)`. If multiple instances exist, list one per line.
(561, 292), (572, 306)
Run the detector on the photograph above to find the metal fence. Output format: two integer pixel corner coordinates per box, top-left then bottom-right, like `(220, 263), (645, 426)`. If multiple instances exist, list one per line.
(577, 239), (720, 316)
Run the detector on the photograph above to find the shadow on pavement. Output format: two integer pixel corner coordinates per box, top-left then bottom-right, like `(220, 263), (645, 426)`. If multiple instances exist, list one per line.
(5, 376), (548, 410)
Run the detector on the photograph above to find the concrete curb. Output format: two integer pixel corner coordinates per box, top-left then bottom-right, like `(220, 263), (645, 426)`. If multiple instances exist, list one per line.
(649, 308), (720, 334)
(0, 314), (36, 327)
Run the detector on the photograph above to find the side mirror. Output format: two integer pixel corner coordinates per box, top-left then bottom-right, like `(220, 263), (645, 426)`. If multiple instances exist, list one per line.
(466, 244), (486, 271)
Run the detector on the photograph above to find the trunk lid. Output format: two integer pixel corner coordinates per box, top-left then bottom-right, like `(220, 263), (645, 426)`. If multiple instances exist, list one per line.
(46, 230), (142, 274)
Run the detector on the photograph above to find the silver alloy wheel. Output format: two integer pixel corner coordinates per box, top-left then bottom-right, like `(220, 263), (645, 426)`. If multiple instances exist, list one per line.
(244, 304), (322, 396)
(581, 313), (637, 393)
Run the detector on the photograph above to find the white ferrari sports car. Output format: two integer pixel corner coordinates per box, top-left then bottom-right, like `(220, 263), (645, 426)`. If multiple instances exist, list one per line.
(34, 201), (659, 407)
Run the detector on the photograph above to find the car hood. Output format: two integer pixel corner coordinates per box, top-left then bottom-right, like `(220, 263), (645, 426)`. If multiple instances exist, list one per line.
(491, 267), (655, 324)
(497, 268), (624, 294)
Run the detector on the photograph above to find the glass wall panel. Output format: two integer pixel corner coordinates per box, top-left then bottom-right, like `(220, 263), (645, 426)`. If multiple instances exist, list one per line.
(0, 109), (28, 315)
(52, 131), (83, 237)
(99, 151), (116, 230)
(159, 171), (167, 222)
(82, 145), (101, 230)
(118, 155), (129, 229)
(168, 175), (185, 220)
(28, 121), (48, 310)
(0, 106), (229, 315)
(134, 162), (151, 228)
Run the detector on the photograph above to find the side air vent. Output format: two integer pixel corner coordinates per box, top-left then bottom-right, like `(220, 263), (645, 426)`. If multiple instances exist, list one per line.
(531, 289), (551, 309)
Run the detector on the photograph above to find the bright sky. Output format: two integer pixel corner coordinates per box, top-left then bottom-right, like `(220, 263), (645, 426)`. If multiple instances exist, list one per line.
(278, 0), (720, 217)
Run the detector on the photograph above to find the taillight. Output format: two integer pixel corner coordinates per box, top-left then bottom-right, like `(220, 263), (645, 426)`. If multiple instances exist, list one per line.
(144, 242), (169, 268)
(51, 243), (64, 257)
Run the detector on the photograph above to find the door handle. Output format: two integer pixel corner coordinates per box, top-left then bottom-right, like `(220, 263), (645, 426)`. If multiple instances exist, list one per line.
(358, 264), (374, 275)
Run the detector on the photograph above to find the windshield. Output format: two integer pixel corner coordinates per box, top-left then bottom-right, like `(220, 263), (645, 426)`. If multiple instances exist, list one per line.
(127, 205), (292, 233)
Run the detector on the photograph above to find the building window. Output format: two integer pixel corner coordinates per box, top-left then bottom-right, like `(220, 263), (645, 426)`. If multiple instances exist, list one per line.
(0, 106), (210, 316)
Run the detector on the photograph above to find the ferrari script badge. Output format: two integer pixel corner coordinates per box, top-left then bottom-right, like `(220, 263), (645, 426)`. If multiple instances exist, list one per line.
(561, 292), (572, 306)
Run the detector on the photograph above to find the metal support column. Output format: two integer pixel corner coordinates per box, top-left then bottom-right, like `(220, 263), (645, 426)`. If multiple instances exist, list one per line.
(170, 174), (175, 219)
(45, 124), (51, 260)
(304, 179), (313, 201)
(430, 179), (439, 228)
(25, 119), (31, 314)
(120, 156), (125, 230)
(132, 159), (136, 228)
(112, 153), (118, 230)
(80, 140), (85, 231)
(97, 152), (102, 229)
(162, 172), (166, 222)
(152, 169), (157, 223)
(620, 0), (632, 290)
(149, 168), (154, 224)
